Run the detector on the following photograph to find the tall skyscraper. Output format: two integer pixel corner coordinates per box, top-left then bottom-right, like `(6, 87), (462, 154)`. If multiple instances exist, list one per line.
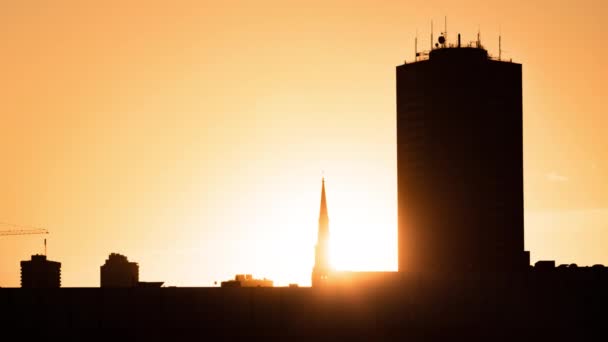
(396, 37), (529, 276)
(20, 254), (61, 288)
(100, 253), (139, 287)
(312, 178), (332, 287)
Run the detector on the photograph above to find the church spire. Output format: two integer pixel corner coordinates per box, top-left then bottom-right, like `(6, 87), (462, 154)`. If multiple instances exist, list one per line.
(319, 178), (328, 222)
(312, 177), (331, 287)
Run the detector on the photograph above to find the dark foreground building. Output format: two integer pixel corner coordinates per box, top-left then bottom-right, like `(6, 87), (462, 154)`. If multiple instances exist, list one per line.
(397, 38), (529, 275)
(1, 273), (607, 340)
(20, 254), (61, 288)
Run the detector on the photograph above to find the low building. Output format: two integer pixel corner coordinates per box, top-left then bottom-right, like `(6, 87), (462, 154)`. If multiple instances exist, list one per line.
(137, 281), (164, 288)
(20, 254), (61, 288)
(100, 253), (139, 287)
(221, 274), (273, 288)
(534, 260), (556, 270)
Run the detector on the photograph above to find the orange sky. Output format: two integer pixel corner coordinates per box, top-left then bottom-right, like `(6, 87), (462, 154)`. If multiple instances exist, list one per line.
(1, 0), (607, 287)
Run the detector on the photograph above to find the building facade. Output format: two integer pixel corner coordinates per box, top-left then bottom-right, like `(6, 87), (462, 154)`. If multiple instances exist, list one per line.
(20, 254), (61, 288)
(397, 42), (529, 276)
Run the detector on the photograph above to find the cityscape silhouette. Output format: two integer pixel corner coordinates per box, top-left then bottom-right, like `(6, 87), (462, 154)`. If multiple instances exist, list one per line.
(1, 8), (607, 340)
(0, 0), (608, 341)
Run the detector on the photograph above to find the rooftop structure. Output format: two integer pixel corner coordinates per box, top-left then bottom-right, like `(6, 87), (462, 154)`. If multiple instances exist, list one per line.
(221, 274), (273, 288)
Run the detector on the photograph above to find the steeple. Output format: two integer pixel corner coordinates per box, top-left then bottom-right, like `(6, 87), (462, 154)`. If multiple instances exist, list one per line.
(319, 178), (328, 227)
(312, 177), (331, 287)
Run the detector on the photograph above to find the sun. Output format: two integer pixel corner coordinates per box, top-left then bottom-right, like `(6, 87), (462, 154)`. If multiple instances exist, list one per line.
(327, 188), (397, 272)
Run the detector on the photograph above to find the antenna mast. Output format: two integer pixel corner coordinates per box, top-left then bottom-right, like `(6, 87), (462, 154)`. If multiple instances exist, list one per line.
(415, 29), (418, 61)
(499, 35), (502, 60)
(431, 20), (434, 50)
(499, 25), (502, 60)
(444, 16), (447, 44)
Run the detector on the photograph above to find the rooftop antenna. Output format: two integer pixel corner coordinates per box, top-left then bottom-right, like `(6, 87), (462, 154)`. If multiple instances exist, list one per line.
(415, 29), (418, 61)
(444, 16), (447, 45)
(499, 25), (502, 60)
(430, 20), (434, 50)
(477, 25), (481, 48)
(44, 238), (47, 256)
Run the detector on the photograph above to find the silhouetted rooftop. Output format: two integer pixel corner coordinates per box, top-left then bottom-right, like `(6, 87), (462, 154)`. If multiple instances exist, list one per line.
(428, 46), (489, 61)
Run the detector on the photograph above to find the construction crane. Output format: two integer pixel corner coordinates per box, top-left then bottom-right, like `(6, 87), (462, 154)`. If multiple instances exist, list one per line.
(0, 223), (50, 255)
(0, 228), (49, 236)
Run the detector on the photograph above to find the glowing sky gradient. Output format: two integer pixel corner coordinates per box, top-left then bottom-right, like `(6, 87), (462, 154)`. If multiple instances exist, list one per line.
(1, 0), (607, 287)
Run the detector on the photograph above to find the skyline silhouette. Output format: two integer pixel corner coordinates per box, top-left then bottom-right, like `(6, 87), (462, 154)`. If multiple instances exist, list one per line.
(1, 2), (607, 290)
(2, 15), (608, 338)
